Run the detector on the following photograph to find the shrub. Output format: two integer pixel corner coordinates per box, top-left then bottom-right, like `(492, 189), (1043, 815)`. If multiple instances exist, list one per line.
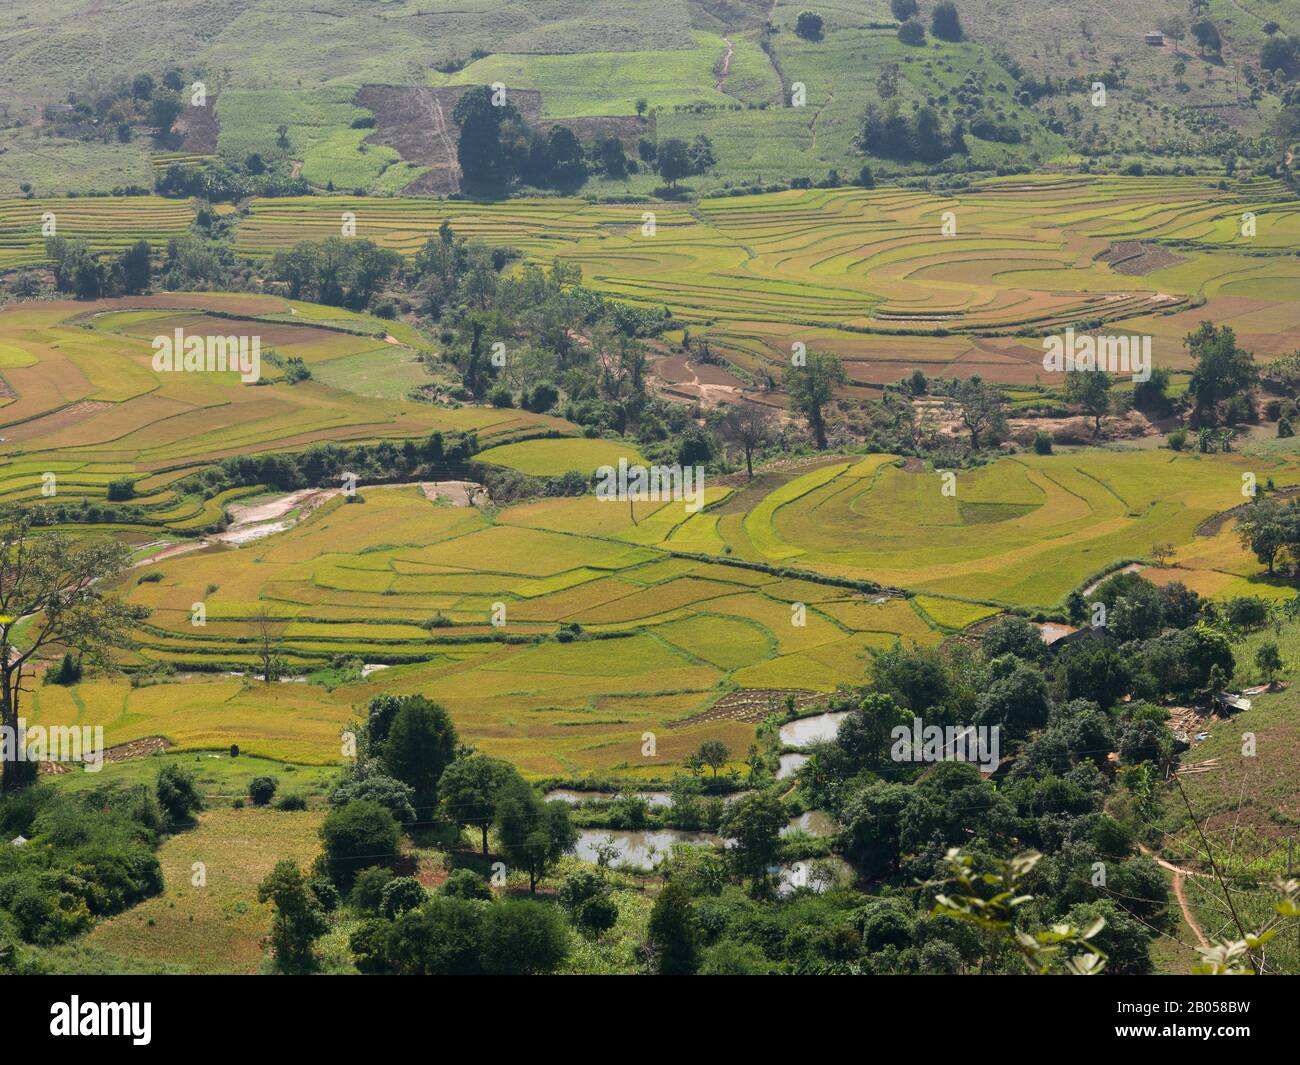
(441, 867), (493, 900)
(155, 764), (202, 825)
(380, 876), (427, 918)
(276, 792), (307, 811)
(350, 866), (395, 912)
(248, 776), (279, 806)
(319, 800), (401, 889)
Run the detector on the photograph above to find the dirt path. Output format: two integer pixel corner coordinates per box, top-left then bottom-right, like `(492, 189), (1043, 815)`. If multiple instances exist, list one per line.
(716, 35), (734, 92)
(1137, 842), (1211, 948)
(808, 92), (834, 150)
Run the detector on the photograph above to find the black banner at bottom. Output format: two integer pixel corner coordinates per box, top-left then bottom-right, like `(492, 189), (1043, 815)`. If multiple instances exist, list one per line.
(2, 974), (1292, 1049)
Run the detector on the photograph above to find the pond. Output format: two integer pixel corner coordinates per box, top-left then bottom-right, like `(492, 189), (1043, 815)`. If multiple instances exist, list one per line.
(776, 753), (809, 780)
(573, 828), (720, 869)
(779, 711), (848, 748)
(781, 810), (838, 838)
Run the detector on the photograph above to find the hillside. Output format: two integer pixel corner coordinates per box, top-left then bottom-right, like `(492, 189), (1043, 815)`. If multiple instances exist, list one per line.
(0, 0), (1294, 196)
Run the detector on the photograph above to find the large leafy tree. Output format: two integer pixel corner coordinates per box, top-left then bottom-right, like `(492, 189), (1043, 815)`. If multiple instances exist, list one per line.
(0, 510), (146, 791)
(719, 792), (786, 892)
(946, 375), (1006, 450)
(382, 695), (458, 810)
(1185, 321), (1255, 422)
(493, 779), (577, 893)
(786, 351), (848, 449)
(438, 753), (518, 855)
(1061, 369), (1112, 434)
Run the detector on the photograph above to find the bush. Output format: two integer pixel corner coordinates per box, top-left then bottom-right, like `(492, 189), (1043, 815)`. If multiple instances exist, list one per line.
(276, 792), (307, 811)
(319, 800), (401, 889)
(350, 866), (395, 912)
(441, 867), (493, 900)
(1166, 428), (1187, 451)
(479, 900), (571, 975)
(155, 764), (202, 825)
(248, 776), (279, 806)
(380, 876), (427, 918)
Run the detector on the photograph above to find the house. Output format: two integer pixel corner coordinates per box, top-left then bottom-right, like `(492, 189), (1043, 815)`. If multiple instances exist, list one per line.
(1144, 31), (1165, 46)
(10, 835), (27, 847)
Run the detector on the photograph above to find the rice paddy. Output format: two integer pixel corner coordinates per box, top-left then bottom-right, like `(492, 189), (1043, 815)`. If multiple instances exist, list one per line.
(0, 294), (565, 530)
(15, 435), (1286, 778)
(234, 175), (1300, 386)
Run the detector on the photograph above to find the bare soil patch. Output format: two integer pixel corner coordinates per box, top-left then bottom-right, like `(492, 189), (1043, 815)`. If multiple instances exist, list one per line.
(671, 688), (827, 729)
(171, 95), (220, 153)
(1099, 240), (1187, 276)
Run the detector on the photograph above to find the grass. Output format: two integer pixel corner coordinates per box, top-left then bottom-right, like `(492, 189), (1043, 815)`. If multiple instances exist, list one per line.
(84, 804), (326, 974)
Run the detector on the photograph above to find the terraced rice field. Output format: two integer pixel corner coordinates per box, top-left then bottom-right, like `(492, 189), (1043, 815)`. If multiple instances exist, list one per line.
(0, 295), (564, 530)
(20, 477), (936, 774)
(28, 442), (1289, 776)
(234, 175), (1300, 386)
(671, 450), (1300, 609)
(0, 197), (195, 270)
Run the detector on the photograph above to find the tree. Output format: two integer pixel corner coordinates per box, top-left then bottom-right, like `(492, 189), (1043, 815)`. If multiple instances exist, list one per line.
(382, 695), (457, 808)
(719, 793), (786, 892)
(493, 779), (577, 893)
(1191, 17), (1221, 56)
(1185, 322), (1255, 423)
(835, 691), (911, 771)
(840, 780), (911, 876)
(794, 11), (824, 40)
(646, 880), (699, 974)
(946, 376), (1006, 450)
(257, 860), (328, 974)
(438, 753), (517, 855)
(1061, 370), (1112, 434)
(1256, 641), (1283, 684)
(696, 740), (730, 780)
(251, 607), (285, 685)
(452, 85), (517, 191)
(721, 404), (775, 479)
(319, 800), (401, 889)
(558, 869), (619, 937)
(1235, 497), (1297, 574)
(931, 1), (963, 41)
(872, 641), (951, 714)
(687, 135), (716, 175)
(890, 0), (918, 19)
(980, 615), (1048, 663)
(119, 240), (151, 295)
(1261, 35), (1300, 75)
(656, 138), (692, 189)
(786, 351), (848, 449)
(0, 511), (145, 791)
(480, 900), (571, 974)
(974, 661), (1050, 740)
(156, 763), (203, 825)
(380, 876), (427, 918)
(546, 125), (587, 188)
(148, 90), (183, 136)
(897, 18), (926, 46)
(351, 896), (483, 975)
(1157, 14), (1186, 42)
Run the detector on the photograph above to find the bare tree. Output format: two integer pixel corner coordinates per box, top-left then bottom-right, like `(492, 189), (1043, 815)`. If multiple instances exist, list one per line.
(0, 509), (145, 791)
(251, 607), (286, 685)
(721, 404), (776, 479)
